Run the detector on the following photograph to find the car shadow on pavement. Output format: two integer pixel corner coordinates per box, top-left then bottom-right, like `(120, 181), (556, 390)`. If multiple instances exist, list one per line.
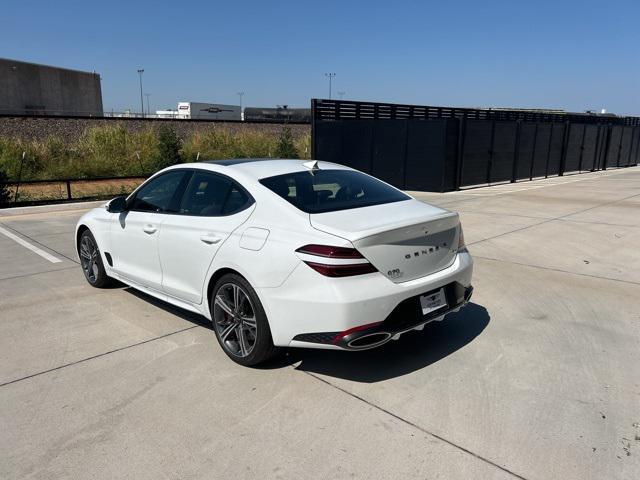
(124, 287), (213, 327)
(122, 286), (489, 383)
(275, 303), (490, 383)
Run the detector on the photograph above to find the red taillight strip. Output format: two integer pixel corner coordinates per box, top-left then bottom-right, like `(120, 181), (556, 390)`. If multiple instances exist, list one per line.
(295, 244), (364, 259)
(303, 261), (377, 277)
(295, 244), (378, 277)
(332, 321), (382, 345)
(296, 252), (370, 265)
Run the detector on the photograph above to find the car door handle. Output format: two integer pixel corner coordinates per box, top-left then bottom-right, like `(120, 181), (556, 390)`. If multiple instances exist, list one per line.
(143, 225), (157, 234)
(200, 234), (222, 244)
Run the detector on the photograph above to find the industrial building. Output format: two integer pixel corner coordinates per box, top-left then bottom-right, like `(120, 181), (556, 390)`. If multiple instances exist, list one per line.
(0, 58), (103, 116)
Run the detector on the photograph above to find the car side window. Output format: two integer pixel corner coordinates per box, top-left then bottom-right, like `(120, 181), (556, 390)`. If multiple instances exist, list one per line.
(129, 171), (188, 213)
(179, 172), (232, 216)
(222, 183), (252, 215)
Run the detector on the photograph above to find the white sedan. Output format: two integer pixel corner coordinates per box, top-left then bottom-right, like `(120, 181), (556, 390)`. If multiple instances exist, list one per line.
(75, 159), (473, 366)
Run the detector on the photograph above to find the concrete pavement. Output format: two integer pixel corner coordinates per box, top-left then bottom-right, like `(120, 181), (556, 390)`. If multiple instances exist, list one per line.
(1, 167), (639, 479)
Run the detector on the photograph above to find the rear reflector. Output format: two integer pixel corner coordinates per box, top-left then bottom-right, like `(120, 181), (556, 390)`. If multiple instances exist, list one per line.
(332, 321), (382, 344)
(295, 244), (378, 277)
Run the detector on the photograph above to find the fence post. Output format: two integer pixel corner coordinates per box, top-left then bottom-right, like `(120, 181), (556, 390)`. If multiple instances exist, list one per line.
(592, 125), (601, 172)
(511, 120), (521, 183)
(369, 104), (379, 175)
(544, 123), (554, 178)
(439, 120), (447, 192)
(402, 120), (409, 190)
(616, 127), (624, 167)
(602, 125), (612, 170)
(310, 99), (317, 159)
(455, 117), (466, 190)
(13, 151), (26, 203)
(559, 122), (570, 176)
(578, 124), (586, 172)
(625, 128), (634, 167)
(368, 121), (375, 175)
(529, 123), (539, 181)
(598, 125), (609, 170)
(486, 120), (496, 184)
(66, 180), (72, 200)
(633, 127), (640, 166)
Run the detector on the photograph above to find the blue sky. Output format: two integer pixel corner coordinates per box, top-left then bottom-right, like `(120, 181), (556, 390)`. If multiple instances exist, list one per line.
(2, 0), (639, 115)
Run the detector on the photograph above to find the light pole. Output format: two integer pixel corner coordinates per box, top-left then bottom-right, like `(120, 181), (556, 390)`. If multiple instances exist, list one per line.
(237, 91), (244, 118)
(144, 93), (151, 116)
(324, 73), (336, 99)
(337, 91), (346, 100)
(137, 69), (145, 118)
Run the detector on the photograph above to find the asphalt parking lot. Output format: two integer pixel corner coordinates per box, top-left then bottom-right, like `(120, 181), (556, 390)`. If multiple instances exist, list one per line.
(1, 167), (639, 480)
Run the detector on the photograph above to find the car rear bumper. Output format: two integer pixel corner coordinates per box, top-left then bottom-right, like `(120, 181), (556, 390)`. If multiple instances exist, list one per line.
(257, 251), (474, 348)
(293, 282), (473, 350)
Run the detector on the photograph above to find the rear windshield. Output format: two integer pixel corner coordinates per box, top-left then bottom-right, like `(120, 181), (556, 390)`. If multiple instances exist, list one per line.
(260, 169), (410, 214)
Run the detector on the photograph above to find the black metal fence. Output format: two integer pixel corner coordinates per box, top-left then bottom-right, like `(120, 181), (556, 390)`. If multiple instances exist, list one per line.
(311, 99), (640, 191)
(0, 111), (311, 124)
(0, 175), (148, 208)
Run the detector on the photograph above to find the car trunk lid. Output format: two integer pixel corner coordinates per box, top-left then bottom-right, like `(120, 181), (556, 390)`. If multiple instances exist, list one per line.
(309, 199), (461, 283)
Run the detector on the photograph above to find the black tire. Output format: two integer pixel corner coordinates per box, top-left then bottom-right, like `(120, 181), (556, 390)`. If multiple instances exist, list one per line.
(78, 230), (113, 288)
(210, 273), (279, 366)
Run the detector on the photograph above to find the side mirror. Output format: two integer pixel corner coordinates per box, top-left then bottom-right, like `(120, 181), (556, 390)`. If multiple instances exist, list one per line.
(107, 196), (128, 213)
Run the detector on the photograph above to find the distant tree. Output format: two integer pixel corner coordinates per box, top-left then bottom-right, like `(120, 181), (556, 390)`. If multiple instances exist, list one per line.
(0, 169), (11, 204)
(155, 126), (182, 169)
(275, 127), (298, 159)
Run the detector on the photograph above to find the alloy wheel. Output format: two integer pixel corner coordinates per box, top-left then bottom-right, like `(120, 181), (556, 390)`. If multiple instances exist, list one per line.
(80, 235), (100, 283)
(213, 283), (258, 357)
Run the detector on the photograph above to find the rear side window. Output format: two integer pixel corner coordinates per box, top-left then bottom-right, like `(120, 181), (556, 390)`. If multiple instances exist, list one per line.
(179, 171), (253, 216)
(222, 184), (251, 215)
(260, 169), (410, 213)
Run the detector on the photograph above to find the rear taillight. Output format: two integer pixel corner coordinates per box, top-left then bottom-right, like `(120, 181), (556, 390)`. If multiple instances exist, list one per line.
(301, 261), (378, 277)
(458, 224), (466, 249)
(295, 244), (378, 277)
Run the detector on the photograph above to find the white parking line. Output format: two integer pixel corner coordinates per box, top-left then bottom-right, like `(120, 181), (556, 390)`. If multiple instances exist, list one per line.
(0, 225), (63, 263)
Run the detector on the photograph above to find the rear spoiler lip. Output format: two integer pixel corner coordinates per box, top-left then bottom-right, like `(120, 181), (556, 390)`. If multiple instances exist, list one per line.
(310, 211), (460, 244)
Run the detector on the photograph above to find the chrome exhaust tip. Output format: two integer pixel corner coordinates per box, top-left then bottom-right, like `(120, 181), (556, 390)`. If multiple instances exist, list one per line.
(346, 332), (392, 350)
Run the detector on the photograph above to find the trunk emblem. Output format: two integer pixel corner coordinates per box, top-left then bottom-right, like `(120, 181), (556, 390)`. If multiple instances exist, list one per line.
(404, 242), (448, 260)
(387, 268), (403, 279)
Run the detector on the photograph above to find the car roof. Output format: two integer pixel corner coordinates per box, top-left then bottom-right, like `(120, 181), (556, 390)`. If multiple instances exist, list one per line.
(189, 158), (353, 180)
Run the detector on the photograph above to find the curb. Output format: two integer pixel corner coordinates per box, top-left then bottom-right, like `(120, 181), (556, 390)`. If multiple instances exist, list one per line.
(0, 200), (105, 217)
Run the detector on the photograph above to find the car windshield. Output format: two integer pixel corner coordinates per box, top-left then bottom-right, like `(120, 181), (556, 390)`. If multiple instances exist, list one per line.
(260, 169), (410, 214)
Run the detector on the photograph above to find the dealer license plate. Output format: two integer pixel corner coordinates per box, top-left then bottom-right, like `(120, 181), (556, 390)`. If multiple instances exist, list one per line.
(419, 288), (447, 315)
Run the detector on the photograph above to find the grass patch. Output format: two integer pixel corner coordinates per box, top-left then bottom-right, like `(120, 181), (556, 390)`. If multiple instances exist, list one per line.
(0, 124), (311, 183)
